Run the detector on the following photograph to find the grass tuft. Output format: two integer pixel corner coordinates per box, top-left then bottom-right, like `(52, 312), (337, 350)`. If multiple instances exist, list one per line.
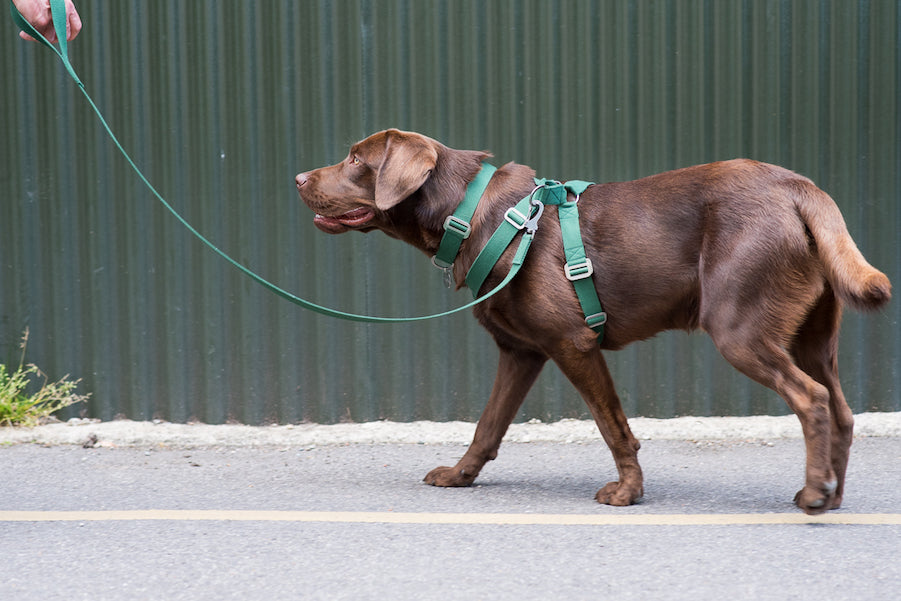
(0, 329), (90, 427)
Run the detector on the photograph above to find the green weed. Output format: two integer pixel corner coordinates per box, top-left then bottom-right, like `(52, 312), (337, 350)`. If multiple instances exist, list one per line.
(0, 329), (89, 427)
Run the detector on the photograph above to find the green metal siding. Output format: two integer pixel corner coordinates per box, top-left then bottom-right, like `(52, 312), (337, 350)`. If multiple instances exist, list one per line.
(1, 0), (898, 424)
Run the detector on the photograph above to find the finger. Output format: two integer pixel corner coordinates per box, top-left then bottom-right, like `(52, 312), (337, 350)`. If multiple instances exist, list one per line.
(31, 25), (57, 43)
(66, 1), (83, 40)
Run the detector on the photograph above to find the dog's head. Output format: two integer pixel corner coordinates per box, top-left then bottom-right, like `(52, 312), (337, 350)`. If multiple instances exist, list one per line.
(296, 129), (441, 235)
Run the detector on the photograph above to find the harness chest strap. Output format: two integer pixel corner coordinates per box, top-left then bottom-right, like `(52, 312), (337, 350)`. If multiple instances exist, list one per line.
(554, 182), (608, 336)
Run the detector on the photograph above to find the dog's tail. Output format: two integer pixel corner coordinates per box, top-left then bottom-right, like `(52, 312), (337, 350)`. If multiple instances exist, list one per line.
(792, 180), (891, 311)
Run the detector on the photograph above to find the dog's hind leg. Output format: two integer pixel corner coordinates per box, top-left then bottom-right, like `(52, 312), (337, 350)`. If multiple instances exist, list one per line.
(551, 343), (644, 506)
(789, 287), (853, 509)
(709, 327), (838, 514)
(424, 345), (547, 488)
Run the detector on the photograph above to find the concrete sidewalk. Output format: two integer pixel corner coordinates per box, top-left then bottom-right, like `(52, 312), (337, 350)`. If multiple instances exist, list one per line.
(2, 411), (900, 448)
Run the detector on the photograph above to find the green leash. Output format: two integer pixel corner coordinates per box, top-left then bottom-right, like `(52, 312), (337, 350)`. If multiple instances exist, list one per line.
(8, 0), (534, 325)
(11, 0), (606, 339)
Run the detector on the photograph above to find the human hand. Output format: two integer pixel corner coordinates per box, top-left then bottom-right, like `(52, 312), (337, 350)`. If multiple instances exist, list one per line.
(12, 0), (82, 42)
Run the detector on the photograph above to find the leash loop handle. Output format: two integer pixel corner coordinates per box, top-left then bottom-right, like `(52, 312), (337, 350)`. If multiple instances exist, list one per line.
(9, 0), (82, 85)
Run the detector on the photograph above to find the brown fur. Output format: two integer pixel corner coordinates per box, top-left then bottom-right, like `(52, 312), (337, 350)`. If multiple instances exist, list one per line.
(296, 129), (891, 514)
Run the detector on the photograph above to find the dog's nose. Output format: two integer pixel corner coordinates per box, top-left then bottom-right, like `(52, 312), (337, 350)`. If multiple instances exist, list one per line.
(295, 172), (309, 188)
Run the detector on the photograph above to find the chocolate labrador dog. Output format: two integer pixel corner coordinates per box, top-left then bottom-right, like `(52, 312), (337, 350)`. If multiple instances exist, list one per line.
(296, 129), (890, 514)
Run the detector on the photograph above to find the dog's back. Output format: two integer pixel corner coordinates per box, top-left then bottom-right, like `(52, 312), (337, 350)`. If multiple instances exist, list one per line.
(578, 159), (889, 349)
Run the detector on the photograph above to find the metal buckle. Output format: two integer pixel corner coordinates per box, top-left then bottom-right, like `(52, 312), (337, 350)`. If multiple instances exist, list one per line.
(504, 207), (528, 230)
(564, 258), (594, 281)
(585, 312), (607, 327)
(443, 215), (472, 239)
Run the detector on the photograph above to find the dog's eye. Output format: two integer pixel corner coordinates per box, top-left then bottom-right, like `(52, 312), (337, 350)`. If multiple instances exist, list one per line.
(350, 156), (361, 166)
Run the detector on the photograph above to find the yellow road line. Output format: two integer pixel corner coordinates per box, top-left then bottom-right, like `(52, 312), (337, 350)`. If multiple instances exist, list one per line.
(1, 510), (899, 525)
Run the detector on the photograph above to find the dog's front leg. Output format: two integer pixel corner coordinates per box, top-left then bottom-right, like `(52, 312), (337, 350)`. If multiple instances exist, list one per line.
(424, 346), (547, 487)
(551, 343), (644, 506)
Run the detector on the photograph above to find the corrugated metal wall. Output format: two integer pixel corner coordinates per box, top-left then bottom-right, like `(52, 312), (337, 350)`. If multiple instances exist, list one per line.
(1, 0), (898, 424)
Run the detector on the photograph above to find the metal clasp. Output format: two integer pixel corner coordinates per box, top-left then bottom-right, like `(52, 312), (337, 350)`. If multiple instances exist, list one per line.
(523, 198), (544, 233)
(522, 183), (549, 233)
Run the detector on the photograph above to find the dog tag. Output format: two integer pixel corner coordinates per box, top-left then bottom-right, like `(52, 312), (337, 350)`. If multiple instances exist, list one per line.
(443, 266), (455, 289)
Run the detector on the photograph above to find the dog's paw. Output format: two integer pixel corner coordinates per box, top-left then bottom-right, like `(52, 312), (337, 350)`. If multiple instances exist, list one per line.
(595, 481), (643, 506)
(793, 480), (839, 515)
(423, 465), (477, 487)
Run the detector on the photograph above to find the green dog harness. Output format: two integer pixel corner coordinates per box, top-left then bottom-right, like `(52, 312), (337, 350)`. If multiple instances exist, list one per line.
(434, 165), (607, 342)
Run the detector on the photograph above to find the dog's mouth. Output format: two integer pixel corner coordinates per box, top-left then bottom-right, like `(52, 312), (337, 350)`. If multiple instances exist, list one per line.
(313, 207), (375, 233)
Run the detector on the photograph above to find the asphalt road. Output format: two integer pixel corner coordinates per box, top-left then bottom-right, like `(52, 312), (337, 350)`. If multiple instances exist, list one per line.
(2, 436), (900, 600)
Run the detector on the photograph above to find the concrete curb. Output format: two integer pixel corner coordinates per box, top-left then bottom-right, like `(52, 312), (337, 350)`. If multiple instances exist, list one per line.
(1, 412), (899, 448)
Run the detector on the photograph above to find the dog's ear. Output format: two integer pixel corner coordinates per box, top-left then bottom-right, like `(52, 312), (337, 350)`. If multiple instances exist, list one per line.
(374, 132), (439, 211)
